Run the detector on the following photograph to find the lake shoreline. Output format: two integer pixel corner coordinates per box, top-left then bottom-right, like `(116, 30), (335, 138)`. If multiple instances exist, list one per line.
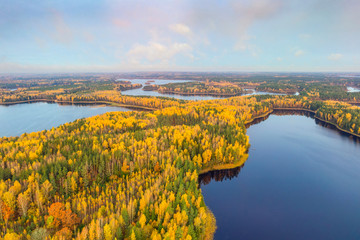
(2, 100), (358, 138)
(199, 155), (248, 175)
(201, 110), (360, 240)
(157, 90), (245, 97)
(0, 99), (155, 111)
(199, 107), (359, 177)
(254, 88), (298, 95)
(200, 107), (360, 239)
(273, 107), (360, 138)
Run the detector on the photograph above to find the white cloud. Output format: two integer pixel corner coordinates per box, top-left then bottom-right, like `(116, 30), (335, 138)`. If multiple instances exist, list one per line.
(82, 31), (95, 42)
(294, 50), (304, 57)
(50, 10), (73, 44)
(127, 41), (193, 64)
(328, 53), (343, 61)
(234, 43), (261, 57)
(233, 34), (260, 57)
(234, 34), (254, 50)
(112, 19), (130, 28)
(277, 57), (283, 61)
(169, 23), (192, 37)
(188, 0), (283, 51)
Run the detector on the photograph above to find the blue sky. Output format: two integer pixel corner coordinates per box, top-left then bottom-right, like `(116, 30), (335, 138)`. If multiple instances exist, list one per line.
(0, 0), (359, 73)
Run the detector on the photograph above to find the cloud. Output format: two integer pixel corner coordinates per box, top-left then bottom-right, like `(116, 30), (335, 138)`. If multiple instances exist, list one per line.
(3, 0), (360, 73)
(112, 19), (130, 28)
(35, 9), (74, 45)
(127, 41), (193, 64)
(233, 34), (261, 57)
(169, 23), (192, 37)
(328, 53), (343, 61)
(234, 43), (261, 57)
(234, 34), (254, 50)
(0, 55), (7, 63)
(294, 50), (304, 57)
(185, 0), (283, 56)
(277, 57), (283, 61)
(82, 31), (95, 43)
(50, 10), (73, 44)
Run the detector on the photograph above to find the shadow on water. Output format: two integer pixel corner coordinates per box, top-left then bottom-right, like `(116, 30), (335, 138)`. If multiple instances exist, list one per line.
(244, 109), (314, 128)
(199, 166), (243, 187)
(57, 102), (108, 107)
(314, 118), (360, 143)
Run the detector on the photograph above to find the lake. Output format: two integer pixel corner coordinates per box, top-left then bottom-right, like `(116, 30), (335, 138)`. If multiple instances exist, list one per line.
(119, 79), (290, 100)
(1, 99), (360, 239)
(118, 78), (224, 100)
(347, 86), (360, 93)
(0, 102), (130, 137)
(200, 111), (360, 240)
(0, 83), (295, 137)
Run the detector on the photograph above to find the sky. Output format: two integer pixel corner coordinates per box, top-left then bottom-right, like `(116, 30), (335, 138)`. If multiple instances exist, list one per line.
(0, 0), (359, 73)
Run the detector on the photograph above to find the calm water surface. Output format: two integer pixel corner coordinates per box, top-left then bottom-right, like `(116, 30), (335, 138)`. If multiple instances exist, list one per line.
(347, 86), (360, 93)
(200, 113), (360, 240)
(119, 79), (289, 100)
(119, 79), (223, 100)
(0, 102), (130, 137)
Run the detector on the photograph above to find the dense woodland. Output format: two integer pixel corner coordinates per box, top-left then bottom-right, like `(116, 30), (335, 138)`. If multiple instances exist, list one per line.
(156, 82), (246, 97)
(0, 97), (270, 240)
(1, 74), (360, 104)
(1, 75), (360, 239)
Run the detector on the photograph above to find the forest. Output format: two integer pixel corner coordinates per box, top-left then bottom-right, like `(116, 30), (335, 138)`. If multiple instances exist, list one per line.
(1, 75), (360, 239)
(0, 97), (270, 240)
(2, 73), (360, 105)
(156, 81), (246, 97)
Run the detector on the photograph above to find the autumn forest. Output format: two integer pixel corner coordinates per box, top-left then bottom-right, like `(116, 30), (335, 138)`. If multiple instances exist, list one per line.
(0, 74), (360, 240)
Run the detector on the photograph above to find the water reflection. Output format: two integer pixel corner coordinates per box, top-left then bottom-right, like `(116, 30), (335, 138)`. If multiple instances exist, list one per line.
(57, 102), (107, 107)
(199, 166), (243, 186)
(242, 88), (289, 96)
(273, 109), (314, 117)
(245, 109), (313, 128)
(117, 78), (193, 85)
(315, 119), (360, 143)
(0, 102), (130, 137)
(56, 102), (152, 111)
(347, 86), (360, 92)
(268, 110), (359, 142)
(245, 114), (270, 128)
(201, 113), (360, 240)
(119, 79), (295, 100)
(204, 109), (359, 187)
(118, 78), (222, 100)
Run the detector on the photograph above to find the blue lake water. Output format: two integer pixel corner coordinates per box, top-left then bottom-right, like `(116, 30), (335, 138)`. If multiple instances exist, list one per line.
(347, 86), (360, 93)
(118, 78), (223, 100)
(1, 96), (360, 239)
(118, 79), (291, 100)
(0, 102), (130, 137)
(200, 112), (360, 240)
